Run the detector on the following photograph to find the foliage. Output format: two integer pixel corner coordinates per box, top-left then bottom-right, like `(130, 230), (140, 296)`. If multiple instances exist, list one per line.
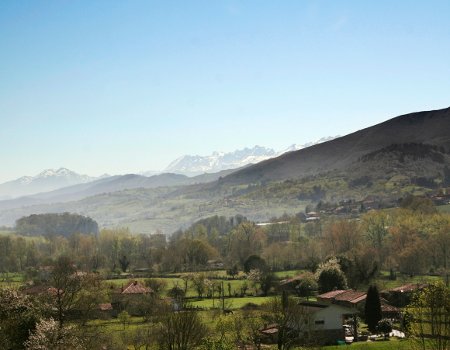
(294, 272), (318, 298)
(118, 310), (130, 329)
(167, 285), (186, 305)
(377, 318), (393, 339)
(365, 285), (382, 333)
(144, 278), (168, 296)
(118, 255), (130, 272)
(157, 310), (208, 350)
(25, 317), (86, 350)
(16, 213), (98, 237)
(243, 255), (267, 273)
(49, 256), (84, 328)
(262, 294), (314, 349)
(0, 288), (42, 350)
(315, 257), (348, 293)
(407, 281), (450, 350)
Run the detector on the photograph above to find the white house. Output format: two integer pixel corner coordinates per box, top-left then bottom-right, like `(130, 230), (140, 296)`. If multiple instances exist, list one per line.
(261, 301), (357, 345)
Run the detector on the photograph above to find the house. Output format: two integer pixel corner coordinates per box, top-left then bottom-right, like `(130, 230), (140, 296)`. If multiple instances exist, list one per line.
(317, 290), (366, 309)
(117, 280), (153, 295)
(260, 301), (357, 345)
(318, 289), (400, 320)
(96, 303), (113, 319)
(112, 280), (153, 316)
(381, 283), (428, 307)
(279, 274), (307, 290)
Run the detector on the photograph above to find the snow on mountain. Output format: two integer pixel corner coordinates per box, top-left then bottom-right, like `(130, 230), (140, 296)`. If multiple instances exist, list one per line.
(164, 137), (338, 175)
(164, 146), (277, 175)
(281, 136), (339, 154)
(0, 168), (102, 199)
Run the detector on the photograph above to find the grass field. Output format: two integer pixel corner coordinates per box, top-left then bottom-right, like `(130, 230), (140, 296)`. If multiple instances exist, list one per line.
(190, 296), (273, 309)
(321, 338), (418, 350)
(373, 272), (442, 291)
(437, 203), (450, 213)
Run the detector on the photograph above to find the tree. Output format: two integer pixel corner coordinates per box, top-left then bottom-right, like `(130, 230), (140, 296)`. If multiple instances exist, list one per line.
(365, 285), (382, 333)
(119, 255), (130, 272)
(157, 311), (207, 350)
(376, 318), (393, 339)
(226, 265), (239, 279)
(260, 272), (277, 296)
(191, 273), (208, 298)
(145, 278), (167, 296)
(407, 282), (450, 350)
(75, 273), (107, 326)
(50, 256), (83, 328)
(167, 285), (185, 307)
(16, 213), (98, 237)
(0, 288), (42, 350)
(295, 272), (318, 299)
(229, 222), (266, 267)
(362, 211), (389, 266)
(25, 318), (86, 350)
(262, 294), (313, 349)
(243, 255), (267, 273)
(118, 310), (131, 330)
(315, 257), (348, 293)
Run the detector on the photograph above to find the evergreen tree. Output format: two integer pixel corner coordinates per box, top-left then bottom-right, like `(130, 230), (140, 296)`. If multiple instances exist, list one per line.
(365, 285), (382, 333)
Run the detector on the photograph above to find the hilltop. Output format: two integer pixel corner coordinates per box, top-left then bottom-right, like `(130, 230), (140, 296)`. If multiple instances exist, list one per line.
(0, 107), (449, 233)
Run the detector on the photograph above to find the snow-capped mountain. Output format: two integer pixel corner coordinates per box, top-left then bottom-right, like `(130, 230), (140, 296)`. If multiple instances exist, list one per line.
(165, 146), (276, 175)
(164, 137), (338, 175)
(280, 136), (339, 154)
(0, 168), (103, 199)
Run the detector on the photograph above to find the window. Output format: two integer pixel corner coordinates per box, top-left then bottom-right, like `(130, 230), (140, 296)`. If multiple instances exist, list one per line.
(315, 320), (325, 325)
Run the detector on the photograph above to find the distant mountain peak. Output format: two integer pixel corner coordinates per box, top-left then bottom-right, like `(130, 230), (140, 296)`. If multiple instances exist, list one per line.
(0, 168), (101, 199)
(164, 138), (338, 175)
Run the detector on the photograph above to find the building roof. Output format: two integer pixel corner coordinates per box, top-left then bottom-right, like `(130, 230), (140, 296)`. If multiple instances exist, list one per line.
(334, 290), (366, 304)
(387, 283), (428, 293)
(119, 281), (152, 294)
(98, 303), (113, 311)
(318, 290), (367, 305)
(279, 273), (307, 286)
(317, 290), (348, 299)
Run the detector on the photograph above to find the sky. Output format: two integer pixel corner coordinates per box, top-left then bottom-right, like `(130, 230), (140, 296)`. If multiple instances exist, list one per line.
(1, 0), (449, 182)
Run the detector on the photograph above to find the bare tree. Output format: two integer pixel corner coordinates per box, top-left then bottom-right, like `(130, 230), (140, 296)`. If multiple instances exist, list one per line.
(157, 311), (207, 350)
(262, 293), (313, 350)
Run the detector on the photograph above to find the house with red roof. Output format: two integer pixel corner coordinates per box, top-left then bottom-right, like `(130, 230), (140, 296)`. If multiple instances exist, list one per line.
(318, 289), (400, 320)
(112, 280), (153, 316)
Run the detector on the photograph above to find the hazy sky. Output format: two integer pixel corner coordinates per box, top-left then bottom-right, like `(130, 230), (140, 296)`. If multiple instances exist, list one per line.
(1, 0), (449, 182)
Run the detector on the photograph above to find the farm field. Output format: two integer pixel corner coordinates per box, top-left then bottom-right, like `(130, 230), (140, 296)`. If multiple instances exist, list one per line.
(321, 338), (418, 350)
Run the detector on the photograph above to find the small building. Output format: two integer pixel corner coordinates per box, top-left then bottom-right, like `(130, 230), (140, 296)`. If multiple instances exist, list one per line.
(260, 301), (357, 346)
(318, 290), (366, 309)
(381, 283), (428, 307)
(318, 289), (400, 320)
(96, 303), (113, 319)
(112, 280), (153, 316)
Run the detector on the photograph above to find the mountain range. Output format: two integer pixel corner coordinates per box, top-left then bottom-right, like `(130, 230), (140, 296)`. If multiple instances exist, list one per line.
(0, 137), (337, 199)
(164, 136), (337, 175)
(1, 107), (449, 233)
(0, 168), (104, 200)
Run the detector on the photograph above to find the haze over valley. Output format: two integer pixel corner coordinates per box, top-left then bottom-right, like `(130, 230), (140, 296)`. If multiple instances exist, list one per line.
(1, 107), (449, 234)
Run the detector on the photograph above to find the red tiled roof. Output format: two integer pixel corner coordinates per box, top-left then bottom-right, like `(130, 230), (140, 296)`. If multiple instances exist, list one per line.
(381, 302), (400, 313)
(318, 290), (367, 304)
(119, 281), (152, 294)
(334, 290), (366, 304)
(317, 290), (347, 299)
(98, 303), (113, 311)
